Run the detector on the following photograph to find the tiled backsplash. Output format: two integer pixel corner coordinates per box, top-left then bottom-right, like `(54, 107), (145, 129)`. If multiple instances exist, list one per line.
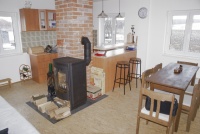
(21, 31), (57, 52)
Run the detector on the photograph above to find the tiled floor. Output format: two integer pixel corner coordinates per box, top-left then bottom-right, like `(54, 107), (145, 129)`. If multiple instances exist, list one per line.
(0, 80), (200, 134)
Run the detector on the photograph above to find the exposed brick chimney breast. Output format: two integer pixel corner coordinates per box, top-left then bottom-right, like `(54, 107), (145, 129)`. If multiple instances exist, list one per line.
(55, 0), (93, 85)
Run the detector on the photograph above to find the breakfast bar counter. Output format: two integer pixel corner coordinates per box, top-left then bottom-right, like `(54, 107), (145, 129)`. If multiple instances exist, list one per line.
(92, 48), (136, 93)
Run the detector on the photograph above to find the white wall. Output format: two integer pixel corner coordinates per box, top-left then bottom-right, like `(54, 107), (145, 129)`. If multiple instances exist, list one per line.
(136, 0), (150, 75)
(0, 0), (55, 83)
(93, 0), (151, 75)
(1, 0), (199, 83)
(93, 0), (140, 42)
(94, 0), (200, 78)
(147, 0), (200, 78)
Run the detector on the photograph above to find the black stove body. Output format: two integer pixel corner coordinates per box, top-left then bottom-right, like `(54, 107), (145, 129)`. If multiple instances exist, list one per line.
(53, 37), (91, 110)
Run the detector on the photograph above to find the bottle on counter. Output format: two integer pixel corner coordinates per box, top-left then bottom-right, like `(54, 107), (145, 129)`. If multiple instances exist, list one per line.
(132, 34), (135, 43)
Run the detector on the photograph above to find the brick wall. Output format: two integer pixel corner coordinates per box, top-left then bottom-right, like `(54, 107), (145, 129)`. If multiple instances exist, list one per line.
(55, 0), (93, 85)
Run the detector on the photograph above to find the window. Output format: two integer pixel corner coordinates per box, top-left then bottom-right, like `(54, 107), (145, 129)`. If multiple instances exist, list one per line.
(98, 13), (125, 46)
(165, 10), (200, 57)
(0, 12), (21, 56)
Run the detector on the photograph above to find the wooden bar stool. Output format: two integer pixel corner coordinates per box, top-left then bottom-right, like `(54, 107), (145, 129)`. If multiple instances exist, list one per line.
(112, 61), (131, 95)
(129, 57), (141, 88)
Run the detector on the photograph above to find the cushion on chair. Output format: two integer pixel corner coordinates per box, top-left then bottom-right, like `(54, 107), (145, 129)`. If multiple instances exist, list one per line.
(145, 96), (178, 116)
(141, 107), (169, 121)
(154, 89), (171, 94)
(147, 88), (171, 95)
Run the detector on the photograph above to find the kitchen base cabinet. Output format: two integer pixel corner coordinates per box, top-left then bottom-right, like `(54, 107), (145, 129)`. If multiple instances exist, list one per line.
(93, 49), (136, 93)
(30, 53), (58, 83)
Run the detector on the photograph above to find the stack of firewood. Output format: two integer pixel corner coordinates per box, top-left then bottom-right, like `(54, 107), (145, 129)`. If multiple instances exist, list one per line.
(31, 94), (71, 120)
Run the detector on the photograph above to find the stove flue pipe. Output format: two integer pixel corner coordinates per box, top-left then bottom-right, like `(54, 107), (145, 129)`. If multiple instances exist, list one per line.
(81, 36), (91, 66)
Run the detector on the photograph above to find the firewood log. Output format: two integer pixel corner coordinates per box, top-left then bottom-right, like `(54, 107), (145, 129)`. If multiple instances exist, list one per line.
(38, 101), (52, 113)
(34, 97), (47, 106)
(54, 106), (70, 115)
(45, 103), (58, 115)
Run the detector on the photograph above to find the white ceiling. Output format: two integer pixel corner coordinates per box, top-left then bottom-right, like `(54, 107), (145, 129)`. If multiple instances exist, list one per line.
(93, 0), (109, 2)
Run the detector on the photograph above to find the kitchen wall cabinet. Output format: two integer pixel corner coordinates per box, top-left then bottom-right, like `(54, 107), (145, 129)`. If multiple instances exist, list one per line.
(20, 8), (40, 31)
(20, 8), (56, 31)
(38, 9), (56, 31)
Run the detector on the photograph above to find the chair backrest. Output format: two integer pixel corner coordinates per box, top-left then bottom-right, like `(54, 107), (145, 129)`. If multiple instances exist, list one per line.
(153, 63), (162, 73)
(141, 68), (154, 88)
(177, 61), (198, 66)
(187, 79), (200, 107)
(177, 61), (198, 86)
(138, 87), (175, 125)
(191, 84), (199, 106)
(193, 79), (200, 108)
(196, 79), (200, 88)
(188, 81), (200, 129)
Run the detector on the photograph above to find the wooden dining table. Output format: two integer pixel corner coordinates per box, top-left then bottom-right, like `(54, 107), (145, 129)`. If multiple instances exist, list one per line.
(146, 62), (199, 132)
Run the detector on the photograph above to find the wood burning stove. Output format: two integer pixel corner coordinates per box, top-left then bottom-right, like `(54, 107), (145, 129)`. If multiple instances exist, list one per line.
(53, 37), (91, 110)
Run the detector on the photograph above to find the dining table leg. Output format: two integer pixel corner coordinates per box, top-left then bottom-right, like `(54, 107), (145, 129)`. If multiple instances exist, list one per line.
(174, 91), (184, 132)
(191, 74), (196, 86)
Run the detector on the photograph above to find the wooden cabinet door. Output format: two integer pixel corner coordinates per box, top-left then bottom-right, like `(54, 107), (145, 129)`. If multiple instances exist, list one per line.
(46, 10), (56, 31)
(20, 8), (40, 31)
(38, 10), (47, 30)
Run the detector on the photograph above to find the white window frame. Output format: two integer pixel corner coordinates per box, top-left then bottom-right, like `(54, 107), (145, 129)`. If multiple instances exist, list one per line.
(164, 10), (200, 58)
(0, 12), (22, 56)
(98, 13), (125, 47)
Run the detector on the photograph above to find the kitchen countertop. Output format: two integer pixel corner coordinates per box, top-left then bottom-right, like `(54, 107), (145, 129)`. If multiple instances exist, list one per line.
(93, 43), (136, 52)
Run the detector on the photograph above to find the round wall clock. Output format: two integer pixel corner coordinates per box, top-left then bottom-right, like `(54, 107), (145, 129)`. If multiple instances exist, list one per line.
(138, 7), (148, 19)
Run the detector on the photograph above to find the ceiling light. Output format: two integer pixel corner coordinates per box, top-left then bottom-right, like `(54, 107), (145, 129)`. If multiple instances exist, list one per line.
(116, 0), (123, 18)
(98, 0), (108, 18)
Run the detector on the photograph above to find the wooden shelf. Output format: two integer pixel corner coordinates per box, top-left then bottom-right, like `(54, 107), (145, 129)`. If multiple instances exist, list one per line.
(19, 64), (32, 81)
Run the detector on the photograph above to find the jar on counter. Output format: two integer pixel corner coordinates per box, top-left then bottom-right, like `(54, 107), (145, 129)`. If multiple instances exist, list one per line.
(127, 33), (134, 44)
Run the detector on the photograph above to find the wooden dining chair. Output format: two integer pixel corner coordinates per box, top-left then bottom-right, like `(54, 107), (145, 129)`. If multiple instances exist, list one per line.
(183, 77), (199, 99)
(136, 87), (176, 134)
(141, 68), (154, 88)
(177, 61), (198, 66)
(153, 63), (162, 73)
(196, 79), (200, 109)
(174, 80), (200, 132)
(192, 81), (200, 121)
(177, 61), (198, 87)
(142, 68), (169, 95)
